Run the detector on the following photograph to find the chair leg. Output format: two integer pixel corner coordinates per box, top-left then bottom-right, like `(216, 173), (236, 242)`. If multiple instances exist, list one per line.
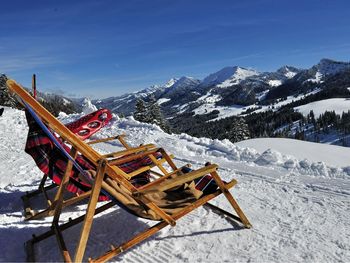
(74, 159), (107, 262)
(210, 171), (252, 228)
(52, 147), (78, 224)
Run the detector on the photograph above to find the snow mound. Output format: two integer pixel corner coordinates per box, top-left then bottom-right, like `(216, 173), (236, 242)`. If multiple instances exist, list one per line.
(82, 98), (98, 114)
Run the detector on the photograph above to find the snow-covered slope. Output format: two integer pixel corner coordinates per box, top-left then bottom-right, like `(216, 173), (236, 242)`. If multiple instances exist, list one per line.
(295, 98), (350, 117)
(236, 137), (350, 167)
(0, 107), (349, 262)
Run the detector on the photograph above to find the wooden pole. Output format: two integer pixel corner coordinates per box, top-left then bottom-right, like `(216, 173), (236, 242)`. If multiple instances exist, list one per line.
(32, 74), (37, 99)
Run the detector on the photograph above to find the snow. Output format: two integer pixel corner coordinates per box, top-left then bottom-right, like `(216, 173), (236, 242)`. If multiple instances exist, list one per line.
(217, 67), (258, 88)
(295, 98), (350, 117)
(192, 87), (323, 121)
(268, 79), (282, 87)
(193, 88), (323, 121)
(256, 90), (270, 101)
(167, 76), (200, 90)
(157, 98), (171, 105)
(316, 59), (350, 76)
(200, 66), (258, 88)
(194, 103), (246, 119)
(307, 71), (323, 83)
(235, 138), (350, 167)
(164, 78), (178, 88)
(1, 106), (350, 262)
(285, 70), (297, 79)
(62, 98), (71, 106)
(81, 98), (98, 114)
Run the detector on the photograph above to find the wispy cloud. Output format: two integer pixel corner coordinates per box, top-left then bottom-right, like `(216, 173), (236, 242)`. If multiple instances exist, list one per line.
(0, 54), (63, 73)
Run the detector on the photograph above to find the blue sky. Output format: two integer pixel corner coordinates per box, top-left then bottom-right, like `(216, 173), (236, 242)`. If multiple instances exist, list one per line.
(1, 0), (350, 98)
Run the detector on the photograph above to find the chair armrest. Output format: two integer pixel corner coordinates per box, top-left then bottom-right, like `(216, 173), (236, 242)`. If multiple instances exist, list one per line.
(109, 148), (161, 166)
(103, 144), (156, 159)
(87, 134), (127, 145)
(135, 164), (218, 194)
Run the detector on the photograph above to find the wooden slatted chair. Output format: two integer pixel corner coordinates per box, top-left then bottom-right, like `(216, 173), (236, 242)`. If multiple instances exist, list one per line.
(20, 90), (167, 221)
(7, 79), (252, 263)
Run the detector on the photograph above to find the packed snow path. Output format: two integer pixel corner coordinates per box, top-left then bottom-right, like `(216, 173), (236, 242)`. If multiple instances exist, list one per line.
(0, 107), (349, 262)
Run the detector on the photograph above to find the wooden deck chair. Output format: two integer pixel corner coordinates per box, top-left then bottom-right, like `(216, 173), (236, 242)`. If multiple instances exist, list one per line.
(7, 79), (252, 263)
(21, 131), (147, 220)
(17, 84), (164, 221)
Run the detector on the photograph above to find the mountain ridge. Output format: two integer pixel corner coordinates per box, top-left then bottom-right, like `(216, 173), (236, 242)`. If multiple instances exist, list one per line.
(94, 58), (350, 117)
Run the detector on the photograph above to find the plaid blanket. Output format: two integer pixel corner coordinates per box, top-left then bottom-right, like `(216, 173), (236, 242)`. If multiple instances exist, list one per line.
(24, 111), (161, 200)
(181, 166), (218, 195)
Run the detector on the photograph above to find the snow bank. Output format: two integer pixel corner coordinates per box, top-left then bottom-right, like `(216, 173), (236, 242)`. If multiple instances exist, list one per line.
(236, 138), (350, 168)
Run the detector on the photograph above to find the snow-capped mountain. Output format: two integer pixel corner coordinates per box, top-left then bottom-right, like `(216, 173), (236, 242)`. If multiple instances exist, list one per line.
(93, 58), (350, 120)
(293, 58), (350, 84)
(276, 65), (301, 79)
(93, 65), (293, 115)
(162, 76), (201, 99)
(199, 66), (258, 88)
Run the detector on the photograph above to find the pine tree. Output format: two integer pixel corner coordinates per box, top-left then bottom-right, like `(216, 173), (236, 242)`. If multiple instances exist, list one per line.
(133, 96), (171, 133)
(133, 99), (149, 122)
(0, 74), (20, 108)
(218, 117), (250, 142)
(148, 95), (171, 133)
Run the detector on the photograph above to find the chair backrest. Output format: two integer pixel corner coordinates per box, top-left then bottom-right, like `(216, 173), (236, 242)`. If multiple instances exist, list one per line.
(7, 79), (141, 193)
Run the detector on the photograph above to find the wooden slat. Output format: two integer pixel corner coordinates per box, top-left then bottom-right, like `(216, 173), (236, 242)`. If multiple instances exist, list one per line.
(210, 171), (252, 228)
(87, 134), (127, 145)
(137, 168), (184, 193)
(108, 148), (160, 166)
(38, 174), (52, 206)
(74, 159), (108, 262)
(53, 147), (78, 224)
(102, 144), (156, 159)
(101, 179), (176, 227)
(53, 222), (72, 262)
(126, 166), (150, 178)
(117, 134), (130, 149)
(62, 191), (91, 207)
(137, 164), (218, 194)
(159, 148), (178, 171)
